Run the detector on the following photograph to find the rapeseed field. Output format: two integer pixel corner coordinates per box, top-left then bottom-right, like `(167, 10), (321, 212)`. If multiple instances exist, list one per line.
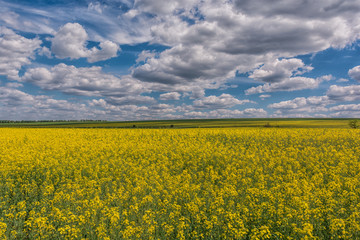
(0, 128), (359, 239)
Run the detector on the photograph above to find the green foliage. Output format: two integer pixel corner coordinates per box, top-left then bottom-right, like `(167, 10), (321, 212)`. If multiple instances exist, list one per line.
(0, 119), (356, 129)
(349, 120), (359, 129)
(264, 122), (272, 127)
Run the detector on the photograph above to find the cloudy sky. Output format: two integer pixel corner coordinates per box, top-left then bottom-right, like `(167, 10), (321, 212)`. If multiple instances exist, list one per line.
(1, 0), (360, 120)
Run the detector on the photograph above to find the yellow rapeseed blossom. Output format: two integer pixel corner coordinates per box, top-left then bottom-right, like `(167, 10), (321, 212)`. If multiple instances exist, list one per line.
(0, 128), (359, 239)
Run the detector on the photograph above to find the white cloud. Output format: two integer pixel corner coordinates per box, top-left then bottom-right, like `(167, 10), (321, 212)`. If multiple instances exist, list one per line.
(249, 58), (313, 83)
(87, 40), (119, 63)
(21, 63), (147, 97)
(37, 46), (52, 58)
(184, 108), (267, 119)
(330, 104), (360, 111)
(133, 44), (244, 84)
(245, 59), (332, 95)
(136, 50), (157, 63)
(245, 77), (324, 95)
(2, 1), (360, 120)
(268, 96), (330, 116)
(330, 111), (360, 118)
(259, 94), (271, 99)
(189, 88), (205, 99)
(337, 78), (349, 83)
(0, 1), (153, 44)
(134, 0), (198, 15)
(51, 23), (119, 62)
(0, 27), (41, 80)
(0, 2), (56, 34)
(88, 2), (103, 14)
(105, 95), (156, 105)
(192, 94), (252, 109)
(348, 65), (360, 81)
(159, 92), (181, 100)
(329, 103), (360, 118)
(0, 86), (94, 120)
(0, 11), (20, 28)
(326, 84), (360, 102)
(268, 83), (360, 116)
(3, 1), (360, 98)
(269, 96), (329, 110)
(89, 98), (177, 120)
(0, 86), (34, 106)
(132, 43), (263, 96)
(132, 0), (360, 95)
(5, 82), (23, 88)
(51, 23), (89, 59)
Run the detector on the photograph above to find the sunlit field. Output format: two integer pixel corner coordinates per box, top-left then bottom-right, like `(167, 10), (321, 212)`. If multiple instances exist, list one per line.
(0, 128), (359, 239)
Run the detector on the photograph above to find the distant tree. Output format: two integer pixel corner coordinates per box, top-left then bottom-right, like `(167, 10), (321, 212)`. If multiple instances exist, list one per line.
(264, 122), (271, 128)
(349, 119), (359, 129)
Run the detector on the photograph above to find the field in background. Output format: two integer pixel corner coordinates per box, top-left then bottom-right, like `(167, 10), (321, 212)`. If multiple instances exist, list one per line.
(0, 118), (357, 128)
(0, 128), (359, 239)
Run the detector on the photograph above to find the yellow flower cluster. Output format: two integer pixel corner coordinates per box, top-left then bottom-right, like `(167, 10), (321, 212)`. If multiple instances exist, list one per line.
(0, 128), (359, 239)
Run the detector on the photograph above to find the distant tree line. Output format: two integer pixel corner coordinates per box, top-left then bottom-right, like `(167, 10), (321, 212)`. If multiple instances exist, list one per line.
(0, 120), (107, 123)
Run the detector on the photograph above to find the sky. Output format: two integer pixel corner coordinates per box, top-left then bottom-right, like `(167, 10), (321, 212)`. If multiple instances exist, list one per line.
(1, 0), (360, 120)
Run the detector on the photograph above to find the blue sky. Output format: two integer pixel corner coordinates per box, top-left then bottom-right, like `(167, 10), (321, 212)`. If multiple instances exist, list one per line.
(1, 0), (360, 120)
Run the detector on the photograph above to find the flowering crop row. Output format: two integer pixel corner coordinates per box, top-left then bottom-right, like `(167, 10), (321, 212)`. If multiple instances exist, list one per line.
(0, 128), (359, 239)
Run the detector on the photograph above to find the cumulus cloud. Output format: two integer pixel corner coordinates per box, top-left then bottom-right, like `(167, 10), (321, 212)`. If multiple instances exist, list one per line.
(0, 86), (34, 106)
(189, 88), (205, 99)
(132, 43), (263, 97)
(216, 1), (359, 54)
(87, 41), (119, 63)
(133, 44), (249, 85)
(87, 93), (262, 120)
(21, 63), (147, 97)
(268, 83), (360, 116)
(5, 1), (360, 97)
(133, 0), (198, 15)
(37, 46), (52, 58)
(51, 23), (119, 62)
(89, 98), (177, 120)
(249, 58), (313, 83)
(268, 96), (330, 117)
(245, 59), (332, 95)
(330, 104), (360, 111)
(159, 92), (181, 100)
(348, 65), (360, 81)
(2, 0), (360, 119)
(131, 0), (360, 96)
(105, 95), (156, 106)
(136, 50), (157, 63)
(326, 84), (360, 102)
(192, 94), (252, 109)
(269, 96), (330, 110)
(0, 86), (94, 120)
(51, 23), (89, 59)
(233, 0), (360, 21)
(245, 77), (324, 95)
(0, 85), (164, 121)
(329, 104), (360, 118)
(184, 108), (267, 119)
(0, 27), (41, 80)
